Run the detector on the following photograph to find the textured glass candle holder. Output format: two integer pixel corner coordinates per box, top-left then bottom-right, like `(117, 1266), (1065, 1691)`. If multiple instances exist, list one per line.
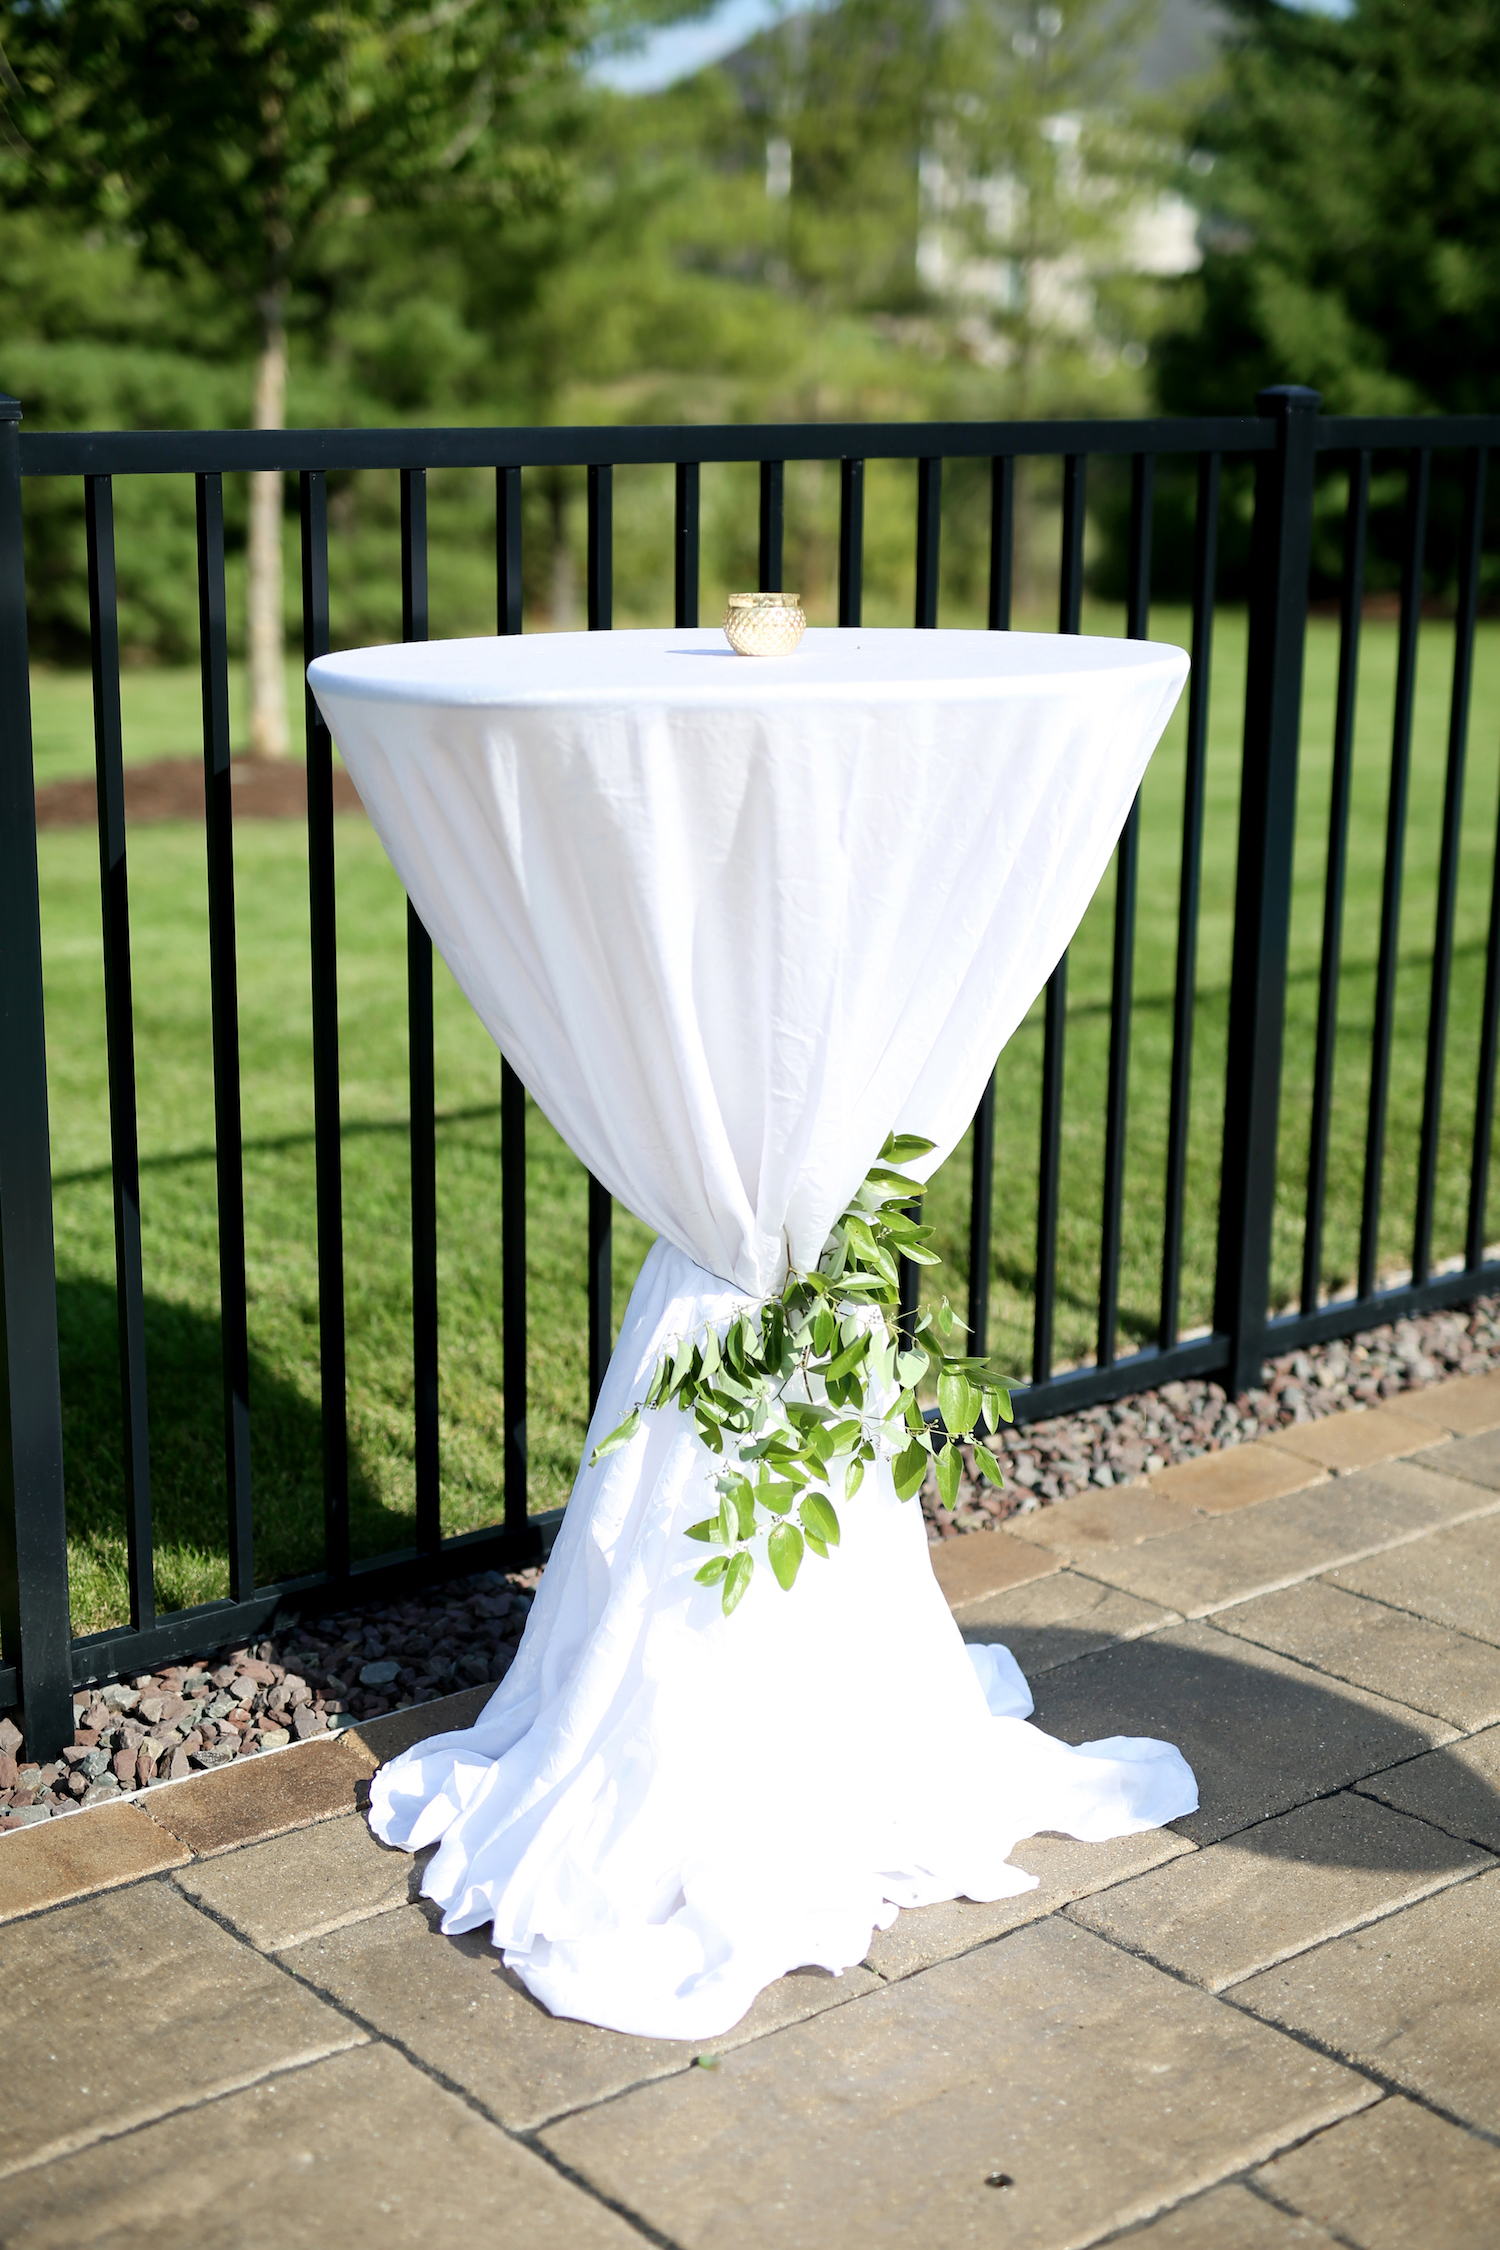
(723, 592), (807, 656)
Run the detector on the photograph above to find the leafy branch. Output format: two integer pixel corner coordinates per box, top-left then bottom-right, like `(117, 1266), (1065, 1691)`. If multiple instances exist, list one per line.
(590, 1133), (1014, 1614)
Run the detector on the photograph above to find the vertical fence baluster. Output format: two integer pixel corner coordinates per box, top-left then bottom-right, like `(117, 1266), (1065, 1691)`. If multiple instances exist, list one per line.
(494, 469), (529, 1539)
(915, 457), (941, 627)
(968, 455), (1015, 1360)
(839, 458), (864, 626)
(300, 470), (349, 1578)
(968, 1077), (996, 1359)
(1033, 457), (1088, 1381)
(588, 463), (612, 631)
(1215, 387), (1320, 1394)
(1359, 448), (1430, 1299)
(1097, 455), (1152, 1368)
(1159, 450), (1220, 1348)
(989, 456), (1014, 631)
(1469, 764), (1500, 1269)
(501, 1057), (528, 1540)
(1033, 967), (1067, 1385)
(196, 472), (254, 1599)
(675, 462), (700, 628)
(586, 462), (614, 1403)
(1059, 454), (1086, 633)
(970, 453), (1012, 1360)
(0, 394), (73, 1761)
(497, 465), (522, 637)
(86, 475), (154, 1631)
(401, 468), (440, 1556)
(588, 1178), (612, 1414)
(759, 460), (784, 590)
(1414, 449), (1488, 1284)
(1301, 453), (1370, 1314)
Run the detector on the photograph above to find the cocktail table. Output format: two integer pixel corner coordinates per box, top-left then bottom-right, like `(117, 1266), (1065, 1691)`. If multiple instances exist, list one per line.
(309, 624), (1196, 2039)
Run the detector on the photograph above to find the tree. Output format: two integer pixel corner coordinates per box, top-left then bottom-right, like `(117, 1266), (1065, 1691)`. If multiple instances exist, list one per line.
(730, 0), (1167, 403)
(1, 0), (585, 751)
(1154, 0), (1500, 417)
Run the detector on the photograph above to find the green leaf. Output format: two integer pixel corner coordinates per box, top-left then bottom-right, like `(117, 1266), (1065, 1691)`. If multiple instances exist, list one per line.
(694, 1555), (729, 1585)
(881, 1132), (936, 1162)
(824, 1330), (871, 1380)
(722, 1550), (754, 1615)
(844, 1456), (865, 1500)
(799, 1492), (841, 1547)
(719, 1493), (737, 1547)
(892, 1438), (929, 1500)
(974, 1443), (1006, 1487)
(589, 1407), (641, 1466)
(760, 1478), (802, 1514)
(934, 1441), (961, 1509)
(685, 1516), (719, 1543)
(896, 1349), (928, 1390)
(699, 1326), (722, 1378)
(938, 1367), (977, 1437)
(730, 1481), (758, 1541)
(865, 1164), (924, 1193)
(805, 1530), (829, 1558)
(768, 1521), (804, 1591)
(812, 1305), (836, 1356)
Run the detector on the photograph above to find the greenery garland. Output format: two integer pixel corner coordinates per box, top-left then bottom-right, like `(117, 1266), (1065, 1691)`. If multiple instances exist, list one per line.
(590, 1134), (1013, 1614)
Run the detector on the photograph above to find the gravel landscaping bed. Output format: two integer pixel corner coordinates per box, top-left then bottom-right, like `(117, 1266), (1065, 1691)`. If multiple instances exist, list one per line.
(0, 1562), (543, 1829)
(6, 1292), (1499, 1824)
(918, 1293), (1500, 1541)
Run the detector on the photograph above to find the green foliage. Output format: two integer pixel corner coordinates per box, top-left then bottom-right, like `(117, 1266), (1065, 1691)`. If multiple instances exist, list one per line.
(1155, 0), (1500, 417)
(590, 1134), (1013, 1614)
(0, 0), (585, 322)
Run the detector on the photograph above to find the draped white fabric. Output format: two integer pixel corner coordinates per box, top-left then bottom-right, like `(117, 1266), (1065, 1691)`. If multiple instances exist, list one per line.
(309, 626), (1198, 2039)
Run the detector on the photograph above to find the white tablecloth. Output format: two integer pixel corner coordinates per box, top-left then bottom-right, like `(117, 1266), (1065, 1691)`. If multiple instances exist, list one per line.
(309, 625), (1198, 2039)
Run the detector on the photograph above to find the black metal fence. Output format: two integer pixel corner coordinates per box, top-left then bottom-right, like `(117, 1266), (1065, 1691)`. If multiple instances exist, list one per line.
(4, 384), (1500, 1764)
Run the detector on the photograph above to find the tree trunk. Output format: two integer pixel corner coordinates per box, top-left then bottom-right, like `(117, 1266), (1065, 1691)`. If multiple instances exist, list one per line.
(247, 302), (288, 759)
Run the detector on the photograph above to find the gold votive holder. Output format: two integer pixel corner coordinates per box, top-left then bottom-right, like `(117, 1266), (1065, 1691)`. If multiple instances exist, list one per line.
(723, 591), (807, 657)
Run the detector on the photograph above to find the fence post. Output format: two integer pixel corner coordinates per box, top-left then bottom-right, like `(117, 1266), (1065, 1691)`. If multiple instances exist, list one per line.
(1214, 385), (1320, 1395)
(0, 394), (74, 1763)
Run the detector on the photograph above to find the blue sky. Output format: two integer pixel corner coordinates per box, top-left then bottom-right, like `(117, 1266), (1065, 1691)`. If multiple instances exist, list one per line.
(589, 0), (1352, 99)
(589, 0), (794, 93)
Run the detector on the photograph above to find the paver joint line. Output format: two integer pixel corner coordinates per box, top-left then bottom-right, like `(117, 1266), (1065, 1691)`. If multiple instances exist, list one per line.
(0, 2032), (372, 2188)
(9, 1401), (1500, 2241)
(162, 1855), (687, 2245)
(1196, 1608), (1500, 1734)
(1214, 1969), (1500, 2152)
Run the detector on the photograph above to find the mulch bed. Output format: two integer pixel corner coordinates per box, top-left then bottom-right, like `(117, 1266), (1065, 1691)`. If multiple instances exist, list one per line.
(34, 752), (366, 829)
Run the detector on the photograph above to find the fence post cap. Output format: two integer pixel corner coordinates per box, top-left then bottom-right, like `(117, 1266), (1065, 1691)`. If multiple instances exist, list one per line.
(1256, 385), (1321, 418)
(0, 393), (20, 423)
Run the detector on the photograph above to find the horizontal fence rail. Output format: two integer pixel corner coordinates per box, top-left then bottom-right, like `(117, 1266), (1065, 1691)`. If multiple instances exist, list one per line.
(6, 387), (1500, 1760)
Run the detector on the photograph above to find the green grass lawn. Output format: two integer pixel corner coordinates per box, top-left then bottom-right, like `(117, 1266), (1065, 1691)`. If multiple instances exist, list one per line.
(30, 600), (1500, 1632)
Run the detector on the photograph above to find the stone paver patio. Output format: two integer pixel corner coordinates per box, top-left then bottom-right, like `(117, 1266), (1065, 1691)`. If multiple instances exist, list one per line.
(4, 1381), (1500, 2247)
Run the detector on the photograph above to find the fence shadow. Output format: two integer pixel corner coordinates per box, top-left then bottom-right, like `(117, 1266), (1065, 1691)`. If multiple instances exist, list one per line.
(56, 1274), (409, 1621)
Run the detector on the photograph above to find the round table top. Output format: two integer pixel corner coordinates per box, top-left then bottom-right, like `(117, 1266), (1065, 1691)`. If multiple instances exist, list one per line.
(308, 624), (1187, 714)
